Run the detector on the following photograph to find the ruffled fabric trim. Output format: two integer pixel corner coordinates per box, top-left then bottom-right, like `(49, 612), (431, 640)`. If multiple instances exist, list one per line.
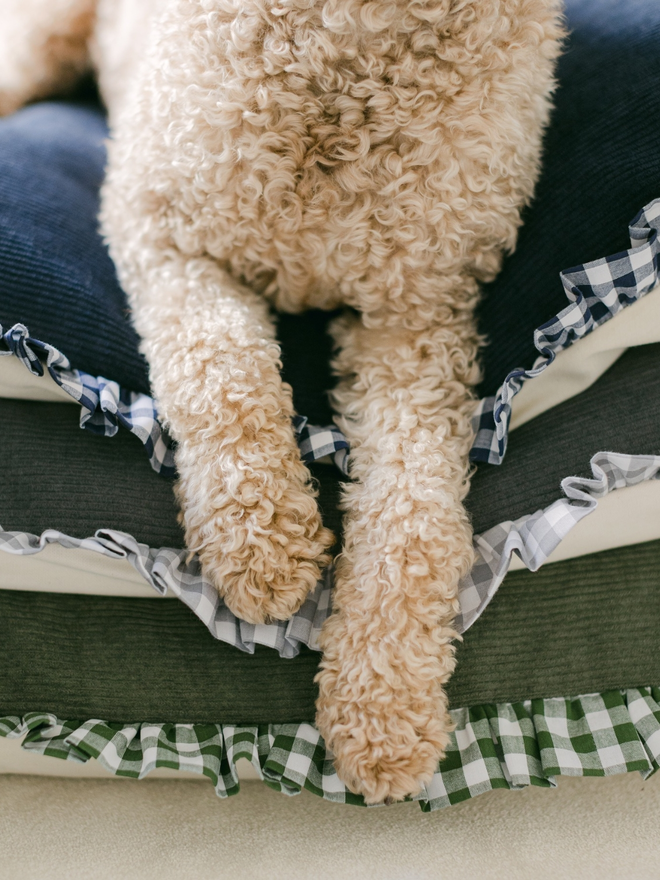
(471, 198), (660, 464)
(2, 687), (658, 810)
(0, 526), (332, 659)
(2, 451), (657, 649)
(455, 450), (660, 632)
(0, 325), (350, 477)
(4, 200), (659, 476)
(0, 322), (177, 475)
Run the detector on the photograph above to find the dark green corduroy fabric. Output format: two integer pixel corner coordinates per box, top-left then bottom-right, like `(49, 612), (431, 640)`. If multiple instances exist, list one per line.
(0, 590), (320, 723)
(0, 398), (344, 546)
(0, 399), (185, 548)
(450, 539), (660, 706)
(0, 540), (658, 721)
(466, 343), (660, 534)
(1, 342), (659, 548)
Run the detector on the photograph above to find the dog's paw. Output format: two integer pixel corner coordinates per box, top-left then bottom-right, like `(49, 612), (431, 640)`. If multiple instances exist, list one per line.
(315, 687), (451, 804)
(315, 609), (455, 804)
(321, 722), (447, 805)
(186, 479), (334, 625)
(203, 523), (333, 625)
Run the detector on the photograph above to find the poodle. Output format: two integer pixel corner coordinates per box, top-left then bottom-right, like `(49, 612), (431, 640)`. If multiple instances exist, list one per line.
(0, 0), (564, 803)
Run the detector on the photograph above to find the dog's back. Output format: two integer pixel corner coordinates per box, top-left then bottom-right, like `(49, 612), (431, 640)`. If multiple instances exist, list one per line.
(95, 0), (562, 325)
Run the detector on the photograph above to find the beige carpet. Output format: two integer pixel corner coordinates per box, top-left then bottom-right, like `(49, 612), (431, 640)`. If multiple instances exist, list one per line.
(1, 772), (659, 879)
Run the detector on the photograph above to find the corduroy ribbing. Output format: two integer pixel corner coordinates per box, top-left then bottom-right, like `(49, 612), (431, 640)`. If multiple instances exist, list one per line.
(477, 0), (660, 395)
(0, 541), (658, 721)
(0, 102), (151, 394)
(2, 341), (659, 549)
(466, 343), (660, 534)
(3, 0), (660, 410)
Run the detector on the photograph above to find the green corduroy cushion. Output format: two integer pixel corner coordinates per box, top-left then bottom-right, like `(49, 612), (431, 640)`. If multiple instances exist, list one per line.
(0, 539), (658, 722)
(1, 343), (659, 548)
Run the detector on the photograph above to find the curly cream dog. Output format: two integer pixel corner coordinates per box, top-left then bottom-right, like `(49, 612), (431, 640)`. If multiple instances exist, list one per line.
(0, 0), (563, 803)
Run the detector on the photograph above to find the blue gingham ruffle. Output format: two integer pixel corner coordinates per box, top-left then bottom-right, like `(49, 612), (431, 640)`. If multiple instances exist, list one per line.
(471, 199), (660, 464)
(3, 200), (659, 473)
(0, 324), (350, 477)
(0, 323), (177, 475)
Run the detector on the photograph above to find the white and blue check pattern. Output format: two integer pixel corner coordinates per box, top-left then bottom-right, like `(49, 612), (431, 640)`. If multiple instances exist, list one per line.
(0, 323), (177, 476)
(0, 325), (350, 476)
(292, 415), (350, 475)
(4, 201), (660, 474)
(471, 199), (660, 463)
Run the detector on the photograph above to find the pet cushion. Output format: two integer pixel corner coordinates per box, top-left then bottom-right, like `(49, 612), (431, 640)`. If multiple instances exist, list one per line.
(476, 0), (660, 396)
(2, 0), (660, 428)
(3, 686), (660, 811)
(2, 342), (659, 648)
(506, 282), (660, 431)
(0, 101), (150, 396)
(1, 540), (660, 723)
(4, 277), (660, 436)
(468, 343), (660, 535)
(2, 476), (660, 597)
(1, 343), (658, 549)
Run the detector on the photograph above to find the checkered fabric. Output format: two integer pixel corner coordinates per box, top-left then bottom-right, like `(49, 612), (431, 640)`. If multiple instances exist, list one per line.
(454, 450), (660, 632)
(1, 452), (658, 649)
(4, 201), (659, 474)
(2, 687), (658, 811)
(0, 526), (333, 659)
(471, 198), (660, 464)
(293, 415), (350, 475)
(0, 324), (351, 477)
(0, 322), (177, 477)
(5, 201), (660, 477)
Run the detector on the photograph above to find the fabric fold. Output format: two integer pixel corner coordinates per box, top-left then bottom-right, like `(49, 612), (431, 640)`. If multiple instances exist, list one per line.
(0, 323), (177, 476)
(455, 451), (660, 631)
(471, 199), (660, 464)
(2, 687), (658, 811)
(0, 526), (331, 659)
(0, 323), (351, 476)
(2, 451), (658, 647)
(3, 200), (660, 475)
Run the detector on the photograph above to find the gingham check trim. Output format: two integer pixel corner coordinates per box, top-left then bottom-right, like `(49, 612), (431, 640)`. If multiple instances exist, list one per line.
(292, 415), (350, 475)
(471, 198), (660, 464)
(0, 325), (351, 477)
(3, 201), (659, 475)
(0, 527), (334, 659)
(1, 687), (658, 811)
(0, 323), (177, 476)
(1, 451), (657, 650)
(455, 450), (660, 632)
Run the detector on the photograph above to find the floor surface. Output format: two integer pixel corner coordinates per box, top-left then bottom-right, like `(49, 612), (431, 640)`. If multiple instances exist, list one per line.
(1, 771), (659, 879)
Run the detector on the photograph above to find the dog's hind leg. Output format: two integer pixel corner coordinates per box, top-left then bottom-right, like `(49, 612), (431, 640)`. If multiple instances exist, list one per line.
(111, 253), (334, 624)
(0, 0), (95, 115)
(315, 312), (479, 804)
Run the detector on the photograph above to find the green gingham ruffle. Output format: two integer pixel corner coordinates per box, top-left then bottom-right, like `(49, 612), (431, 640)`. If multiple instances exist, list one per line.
(2, 687), (659, 811)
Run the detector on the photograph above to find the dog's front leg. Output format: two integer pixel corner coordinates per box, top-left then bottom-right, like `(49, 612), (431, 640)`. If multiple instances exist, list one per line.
(316, 312), (479, 804)
(131, 256), (333, 624)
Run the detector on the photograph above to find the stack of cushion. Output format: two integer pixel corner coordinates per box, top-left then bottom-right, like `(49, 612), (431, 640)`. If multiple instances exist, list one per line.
(1, 0), (660, 811)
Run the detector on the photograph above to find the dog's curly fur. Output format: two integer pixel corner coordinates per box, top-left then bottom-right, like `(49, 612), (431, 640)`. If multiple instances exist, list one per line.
(0, 0), (563, 803)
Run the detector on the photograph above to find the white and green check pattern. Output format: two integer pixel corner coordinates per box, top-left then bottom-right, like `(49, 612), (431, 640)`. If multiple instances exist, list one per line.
(2, 687), (658, 811)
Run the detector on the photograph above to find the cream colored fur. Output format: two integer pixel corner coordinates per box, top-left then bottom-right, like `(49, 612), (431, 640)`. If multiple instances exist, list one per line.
(0, 0), (563, 803)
